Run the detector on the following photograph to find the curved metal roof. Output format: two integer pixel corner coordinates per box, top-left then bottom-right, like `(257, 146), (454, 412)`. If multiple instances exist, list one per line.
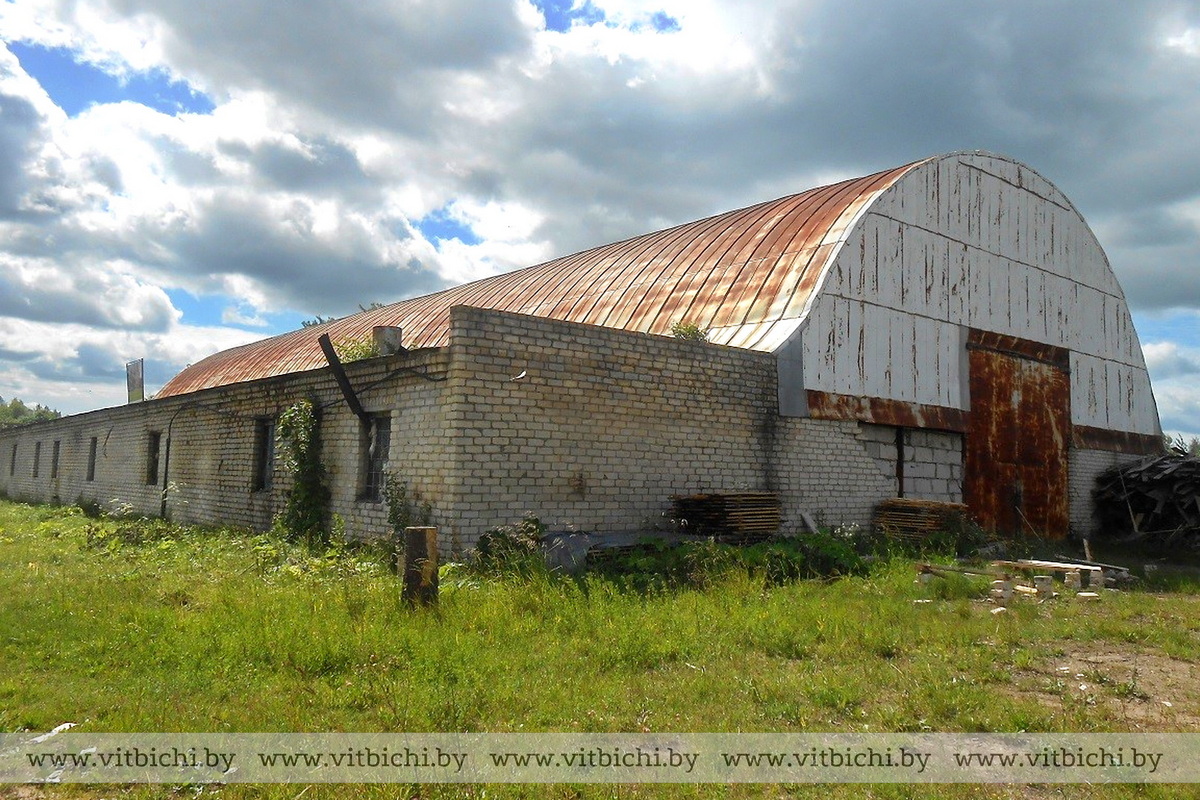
(158, 158), (925, 397)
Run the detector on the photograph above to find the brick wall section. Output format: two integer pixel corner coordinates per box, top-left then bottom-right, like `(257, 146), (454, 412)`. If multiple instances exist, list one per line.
(441, 307), (777, 547)
(769, 419), (897, 529)
(317, 351), (451, 542)
(855, 424), (901, 496)
(439, 307), (900, 548)
(849, 424), (964, 504)
(1068, 447), (1130, 538)
(901, 429), (964, 502)
(0, 348), (451, 542)
(0, 401), (176, 514)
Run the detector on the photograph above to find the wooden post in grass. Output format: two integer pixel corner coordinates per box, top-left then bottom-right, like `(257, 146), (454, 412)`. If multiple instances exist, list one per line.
(402, 526), (438, 607)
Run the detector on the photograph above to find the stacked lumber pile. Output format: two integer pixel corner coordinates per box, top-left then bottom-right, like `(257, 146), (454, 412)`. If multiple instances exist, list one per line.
(872, 498), (970, 543)
(1093, 452), (1200, 553)
(671, 492), (781, 544)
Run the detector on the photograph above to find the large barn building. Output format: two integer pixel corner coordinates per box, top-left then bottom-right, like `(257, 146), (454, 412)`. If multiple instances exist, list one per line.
(0, 151), (1162, 549)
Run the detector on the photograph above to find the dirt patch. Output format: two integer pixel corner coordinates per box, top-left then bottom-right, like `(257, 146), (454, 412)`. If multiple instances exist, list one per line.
(0, 788), (121, 800)
(1006, 641), (1200, 730)
(0, 789), (58, 800)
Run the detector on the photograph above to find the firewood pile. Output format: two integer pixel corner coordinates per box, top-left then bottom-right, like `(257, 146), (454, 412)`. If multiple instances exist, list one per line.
(1093, 452), (1200, 552)
(671, 492), (781, 544)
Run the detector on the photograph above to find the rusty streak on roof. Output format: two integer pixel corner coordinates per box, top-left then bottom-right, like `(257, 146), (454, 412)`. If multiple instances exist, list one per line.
(157, 159), (924, 398)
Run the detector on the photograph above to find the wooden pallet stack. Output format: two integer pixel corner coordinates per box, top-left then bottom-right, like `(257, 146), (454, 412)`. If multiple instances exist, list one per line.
(872, 498), (970, 543)
(671, 492), (782, 544)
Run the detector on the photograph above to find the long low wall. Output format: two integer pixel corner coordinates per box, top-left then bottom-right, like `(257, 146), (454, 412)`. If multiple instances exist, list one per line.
(0, 348), (452, 543)
(0, 306), (1139, 549)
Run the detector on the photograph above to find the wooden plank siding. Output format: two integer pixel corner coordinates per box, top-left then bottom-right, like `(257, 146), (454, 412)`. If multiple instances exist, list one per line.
(798, 152), (1160, 440)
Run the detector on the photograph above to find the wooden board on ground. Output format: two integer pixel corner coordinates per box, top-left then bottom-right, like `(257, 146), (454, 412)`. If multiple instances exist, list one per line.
(992, 559), (1103, 575)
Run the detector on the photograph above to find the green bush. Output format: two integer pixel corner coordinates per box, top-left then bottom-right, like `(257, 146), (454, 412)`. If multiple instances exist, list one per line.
(586, 531), (869, 592)
(332, 335), (381, 363)
(473, 514), (547, 577)
(670, 321), (709, 342)
(383, 473), (433, 569)
(917, 512), (991, 557)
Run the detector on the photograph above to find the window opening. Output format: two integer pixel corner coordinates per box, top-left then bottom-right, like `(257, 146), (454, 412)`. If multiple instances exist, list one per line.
(359, 415), (391, 502)
(87, 437), (98, 482)
(146, 431), (162, 485)
(252, 418), (276, 491)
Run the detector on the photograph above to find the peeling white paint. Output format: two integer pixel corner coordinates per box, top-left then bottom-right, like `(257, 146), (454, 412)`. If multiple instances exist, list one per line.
(795, 152), (1160, 436)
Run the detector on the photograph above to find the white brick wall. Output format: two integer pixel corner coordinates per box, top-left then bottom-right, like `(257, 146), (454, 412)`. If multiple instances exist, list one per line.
(901, 429), (964, 502)
(0, 348), (452, 544)
(1068, 447), (1128, 538)
(439, 307), (904, 547)
(844, 423), (963, 505)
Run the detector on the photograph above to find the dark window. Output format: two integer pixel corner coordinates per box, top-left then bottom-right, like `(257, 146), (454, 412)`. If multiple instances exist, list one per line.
(86, 437), (98, 482)
(32, 442), (41, 478)
(359, 415), (391, 502)
(8, 444), (15, 476)
(252, 418), (275, 491)
(146, 431), (162, 485)
(50, 441), (60, 480)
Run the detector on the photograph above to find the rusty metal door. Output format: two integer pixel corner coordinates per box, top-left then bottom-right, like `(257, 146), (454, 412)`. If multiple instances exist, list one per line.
(964, 335), (1070, 538)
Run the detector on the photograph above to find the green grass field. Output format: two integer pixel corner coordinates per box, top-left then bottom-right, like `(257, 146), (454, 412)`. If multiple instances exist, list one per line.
(1, 499), (1198, 799)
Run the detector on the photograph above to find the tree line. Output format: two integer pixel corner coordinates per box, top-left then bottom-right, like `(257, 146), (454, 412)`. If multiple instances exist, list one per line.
(0, 396), (61, 427)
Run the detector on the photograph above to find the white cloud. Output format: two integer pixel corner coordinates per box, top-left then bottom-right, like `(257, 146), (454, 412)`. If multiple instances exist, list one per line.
(1153, 382), (1200, 442)
(0, 253), (178, 330)
(0, 314), (263, 412)
(453, 197), (544, 242)
(1143, 342), (1200, 380)
(0, 0), (173, 78)
(221, 304), (267, 328)
(1165, 28), (1200, 56)
(535, 0), (763, 79)
(0, 0), (1196, 442)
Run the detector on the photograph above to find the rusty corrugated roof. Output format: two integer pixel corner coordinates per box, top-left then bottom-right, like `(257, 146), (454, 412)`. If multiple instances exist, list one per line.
(158, 159), (924, 397)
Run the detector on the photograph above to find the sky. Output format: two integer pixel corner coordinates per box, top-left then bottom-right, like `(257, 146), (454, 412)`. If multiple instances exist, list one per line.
(0, 0), (1198, 439)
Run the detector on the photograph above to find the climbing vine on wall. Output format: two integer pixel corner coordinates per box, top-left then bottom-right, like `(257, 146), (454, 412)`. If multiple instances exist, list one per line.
(275, 399), (331, 548)
(384, 472), (433, 534)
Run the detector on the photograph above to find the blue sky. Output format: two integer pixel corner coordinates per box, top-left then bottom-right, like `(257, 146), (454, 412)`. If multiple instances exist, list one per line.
(8, 41), (213, 116)
(536, 0), (607, 31)
(0, 0), (1198, 439)
(416, 206), (484, 248)
(1135, 313), (1200, 352)
(534, 0), (680, 33)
